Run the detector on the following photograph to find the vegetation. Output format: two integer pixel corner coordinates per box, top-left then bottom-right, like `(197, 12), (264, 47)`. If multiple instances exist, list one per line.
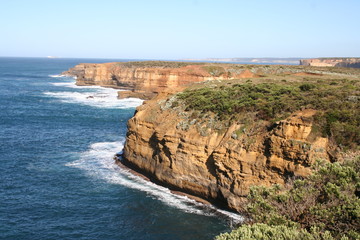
(202, 66), (226, 77)
(115, 61), (205, 68)
(216, 157), (360, 240)
(177, 79), (360, 149)
(216, 224), (344, 240)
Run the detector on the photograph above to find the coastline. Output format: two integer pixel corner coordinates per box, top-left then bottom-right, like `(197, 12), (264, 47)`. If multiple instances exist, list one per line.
(114, 154), (220, 207)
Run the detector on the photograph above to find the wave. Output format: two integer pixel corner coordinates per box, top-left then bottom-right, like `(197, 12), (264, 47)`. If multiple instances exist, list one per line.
(50, 82), (104, 89)
(49, 74), (66, 78)
(44, 81), (143, 109)
(65, 141), (244, 223)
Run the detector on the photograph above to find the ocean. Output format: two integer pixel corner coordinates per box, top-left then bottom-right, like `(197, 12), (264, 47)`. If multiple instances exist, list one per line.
(0, 57), (241, 240)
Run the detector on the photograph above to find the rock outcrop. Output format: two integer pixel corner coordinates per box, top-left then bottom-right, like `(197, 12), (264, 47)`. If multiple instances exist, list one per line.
(62, 62), (259, 99)
(121, 95), (331, 212)
(300, 58), (360, 68)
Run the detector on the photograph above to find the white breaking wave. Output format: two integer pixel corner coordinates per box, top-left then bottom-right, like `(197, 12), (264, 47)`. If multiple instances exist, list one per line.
(44, 80), (143, 109)
(51, 81), (114, 89)
(65, 141), (244, 223)
(49, 74), (66, 78)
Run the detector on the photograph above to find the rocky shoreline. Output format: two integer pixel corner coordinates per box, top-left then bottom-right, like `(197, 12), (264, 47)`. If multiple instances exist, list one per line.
(114, 154), (214, 206)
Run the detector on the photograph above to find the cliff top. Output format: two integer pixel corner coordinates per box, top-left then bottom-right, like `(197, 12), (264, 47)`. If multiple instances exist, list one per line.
(162, 69), (360, 151)
(304, 57), (360, 60)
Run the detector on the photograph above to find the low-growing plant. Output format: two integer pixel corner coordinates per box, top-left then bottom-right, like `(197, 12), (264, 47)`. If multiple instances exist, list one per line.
(216, 223), (344, 240)
(177, 80), (360, 149)
(240, 158), (360, 239)
(202, 66), (225, 77)
(116, 61), (205, 68)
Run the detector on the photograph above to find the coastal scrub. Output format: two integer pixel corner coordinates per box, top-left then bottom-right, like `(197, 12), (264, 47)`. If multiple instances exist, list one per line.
(216, 157), (360, 240)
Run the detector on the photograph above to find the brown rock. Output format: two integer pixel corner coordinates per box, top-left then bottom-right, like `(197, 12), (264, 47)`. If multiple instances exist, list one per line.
(300, 58), (360, 68)
(62, 62), (261, 99)
(122, 96), (332, 212)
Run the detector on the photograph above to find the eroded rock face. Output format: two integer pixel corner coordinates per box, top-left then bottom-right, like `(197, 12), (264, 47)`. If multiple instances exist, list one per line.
(300, 58), (360, 68)
(62, 63), (258, 99)
(122, 97), (331, 212)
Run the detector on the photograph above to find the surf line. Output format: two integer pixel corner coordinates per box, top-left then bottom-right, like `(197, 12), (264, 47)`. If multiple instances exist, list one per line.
(113, 153), (244, 223)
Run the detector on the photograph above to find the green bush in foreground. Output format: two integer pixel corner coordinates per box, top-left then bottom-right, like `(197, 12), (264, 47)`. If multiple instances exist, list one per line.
(216, 223), (347, 240)
(215, 157), (360, 240)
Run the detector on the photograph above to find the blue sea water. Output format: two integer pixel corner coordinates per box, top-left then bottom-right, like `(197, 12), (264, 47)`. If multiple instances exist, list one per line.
(0, 57), (241, 240)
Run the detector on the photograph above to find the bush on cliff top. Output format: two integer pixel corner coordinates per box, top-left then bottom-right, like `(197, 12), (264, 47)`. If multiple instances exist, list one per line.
(116, 61), (205, 68)
(177, 80), (360, 149)
(216, 157), (360, 240)
(216, 223), (344, 240)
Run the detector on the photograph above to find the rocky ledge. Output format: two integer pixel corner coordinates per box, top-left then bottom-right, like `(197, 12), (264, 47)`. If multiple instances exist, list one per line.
(300, 58), (360, 68)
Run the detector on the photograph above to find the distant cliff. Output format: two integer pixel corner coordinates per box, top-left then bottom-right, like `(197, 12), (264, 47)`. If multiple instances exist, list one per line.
(63, 61), (360, 100)
(62, 61), (259, 99)
(300, 58), (360, 68)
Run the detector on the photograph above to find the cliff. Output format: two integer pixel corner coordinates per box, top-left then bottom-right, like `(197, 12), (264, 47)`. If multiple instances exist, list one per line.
(122, 96), (331, 212)
(62, 61), (360, 212)
(120, 67), (360, 212)
(63, 61), (359, 100)
(300, 58), (360, 68)
(62, 61), (259, 99)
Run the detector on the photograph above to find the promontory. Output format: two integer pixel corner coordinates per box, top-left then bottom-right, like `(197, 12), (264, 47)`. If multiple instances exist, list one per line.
(63, 61), (360, 212)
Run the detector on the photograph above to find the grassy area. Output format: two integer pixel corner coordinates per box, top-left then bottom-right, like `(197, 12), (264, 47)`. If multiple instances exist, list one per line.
(115, 61), (206, 68)
(113, 61), (360, 75)
(176, 78), (360, 150)
(216, 157), (360, 240)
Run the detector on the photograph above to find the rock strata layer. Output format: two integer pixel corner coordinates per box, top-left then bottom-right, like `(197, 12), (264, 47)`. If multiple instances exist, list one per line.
(122, 96), (331, 212)
(300, 58), (360, 68)
(62, 62), (260, 99)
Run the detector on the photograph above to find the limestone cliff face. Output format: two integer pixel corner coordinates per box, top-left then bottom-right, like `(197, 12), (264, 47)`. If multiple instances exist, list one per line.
(122, 96), (331, 212)
(300, 58), (360, 68)
(62, 62), (259, 99)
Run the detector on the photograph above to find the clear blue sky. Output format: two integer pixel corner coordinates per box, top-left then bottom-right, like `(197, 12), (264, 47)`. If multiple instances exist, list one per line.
(1, 0), (359, 59)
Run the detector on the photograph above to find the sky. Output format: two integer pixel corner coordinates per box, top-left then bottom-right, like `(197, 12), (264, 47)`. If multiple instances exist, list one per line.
(0, 0), (359, 59)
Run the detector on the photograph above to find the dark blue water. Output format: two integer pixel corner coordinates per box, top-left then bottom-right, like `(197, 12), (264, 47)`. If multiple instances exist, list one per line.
(0, 57), (239, 240)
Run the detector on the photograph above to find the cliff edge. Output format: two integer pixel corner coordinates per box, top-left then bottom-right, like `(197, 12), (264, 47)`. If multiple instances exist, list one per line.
(300, 58), (360, 68)
(122, 98), (330, 212)
(63, 61), (359, 100)
(121, 67), (360, 212)
(62, 61), (258, 99)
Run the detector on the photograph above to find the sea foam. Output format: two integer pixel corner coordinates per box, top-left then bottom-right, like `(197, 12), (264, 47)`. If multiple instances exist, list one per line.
(53, 74), (243, 222)
(66, 140), (244, 223)
(49, 74), (66, 78)
(44, 79), (143, 109)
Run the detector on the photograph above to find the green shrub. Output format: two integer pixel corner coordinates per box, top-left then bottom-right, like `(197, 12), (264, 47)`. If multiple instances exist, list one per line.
(299, 83), (316, 91)
(116, 61), (205, 68)
(177, 81), (360, 149)
(215, 223), (344, 240)
(238, 158), (360, 240)
(202, 66), (226, 77)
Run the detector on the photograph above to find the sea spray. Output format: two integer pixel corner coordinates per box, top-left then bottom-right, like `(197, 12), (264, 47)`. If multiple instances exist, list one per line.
(44, 78), (143, 109)
(66, 140), (243, 223)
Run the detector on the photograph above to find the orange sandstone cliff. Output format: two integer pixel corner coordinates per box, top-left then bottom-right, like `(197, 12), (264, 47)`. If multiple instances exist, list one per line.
(62, 62), (260, 99)
(63, 61), (360, 100)
(121, 95), (331, 212)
